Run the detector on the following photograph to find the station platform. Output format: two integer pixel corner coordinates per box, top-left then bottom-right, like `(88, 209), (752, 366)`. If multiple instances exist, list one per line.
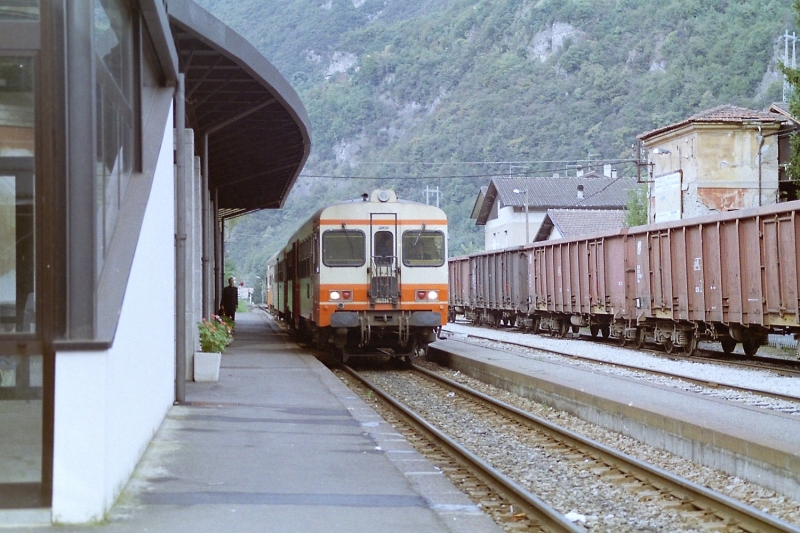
(6, 311), (500, 532)
(429, 337), (800, 502)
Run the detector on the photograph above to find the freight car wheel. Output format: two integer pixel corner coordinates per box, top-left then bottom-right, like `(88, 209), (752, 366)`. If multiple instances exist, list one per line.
(590, 325), (599, 337)
(571, 325), (580, 334)
(683, 334), (698, 356)
(558, 321), (569, 338)
(619, 332), (628, 347)
(600, 325), (610, 339)
(742, 338), (760, 357)
(663, 338), (674, 354)
(634, 328), (646, 349)
(720, 337), (736, 354)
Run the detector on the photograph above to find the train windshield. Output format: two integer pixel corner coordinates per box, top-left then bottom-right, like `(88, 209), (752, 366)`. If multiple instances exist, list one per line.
(402, 231), (445, 267)
(322, 230), (366, 267)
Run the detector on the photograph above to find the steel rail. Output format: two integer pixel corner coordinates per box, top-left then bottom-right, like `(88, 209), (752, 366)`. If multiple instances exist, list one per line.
(342, 364), (585, 533)
(412, 363), (800, 533)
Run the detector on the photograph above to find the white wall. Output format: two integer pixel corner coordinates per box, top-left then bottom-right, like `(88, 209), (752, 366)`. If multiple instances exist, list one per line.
(484, 205), (545, 250)
(51, 107), (176, 523)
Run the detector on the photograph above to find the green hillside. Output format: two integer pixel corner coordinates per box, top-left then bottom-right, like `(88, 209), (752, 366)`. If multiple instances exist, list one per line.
(198, 0), (795, 295)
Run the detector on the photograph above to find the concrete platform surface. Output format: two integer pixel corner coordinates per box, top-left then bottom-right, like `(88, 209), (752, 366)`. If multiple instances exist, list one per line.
(4, 312), (500, 532)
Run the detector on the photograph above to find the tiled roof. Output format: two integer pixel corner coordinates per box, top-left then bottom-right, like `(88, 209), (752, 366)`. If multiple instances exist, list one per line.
(494, 174), (633, 208)
(637, 104), (786, 141)
(473, 173), (635, 225)
(537, 209), (626, 241)
(768, 101), (798, 124)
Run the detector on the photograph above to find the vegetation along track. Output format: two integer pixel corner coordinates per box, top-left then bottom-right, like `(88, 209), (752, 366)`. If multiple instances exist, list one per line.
(338, 362), (800, 533)
(441, 329), (800, 416)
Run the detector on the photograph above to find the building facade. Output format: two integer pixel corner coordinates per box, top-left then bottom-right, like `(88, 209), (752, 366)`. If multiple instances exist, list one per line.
(0, 1), (309, 524)
(638, 105), (787, 223)
(471, 173), (635, 250)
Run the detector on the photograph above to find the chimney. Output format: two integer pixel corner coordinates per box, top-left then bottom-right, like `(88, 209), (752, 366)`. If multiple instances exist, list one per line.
(576, 165), (584, 177)
(611, 169), (617, 179)
(577, 184), (585, 200)
(603, 164), (611, 177)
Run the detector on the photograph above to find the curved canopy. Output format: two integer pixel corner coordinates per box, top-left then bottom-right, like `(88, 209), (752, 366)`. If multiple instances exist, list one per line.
(167, 2), (311, 218)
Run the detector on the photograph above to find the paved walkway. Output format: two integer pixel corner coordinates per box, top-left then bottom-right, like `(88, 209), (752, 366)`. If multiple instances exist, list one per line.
(7, 311), (499, 532)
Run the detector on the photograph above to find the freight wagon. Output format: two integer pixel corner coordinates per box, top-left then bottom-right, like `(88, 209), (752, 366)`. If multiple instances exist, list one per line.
(450, 200), (800, 357)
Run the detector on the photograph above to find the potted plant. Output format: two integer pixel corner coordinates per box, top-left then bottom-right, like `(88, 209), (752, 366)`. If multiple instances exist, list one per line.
(195, 315), (232, 381)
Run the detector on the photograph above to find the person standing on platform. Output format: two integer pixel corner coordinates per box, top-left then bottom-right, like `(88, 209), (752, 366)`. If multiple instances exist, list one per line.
(221, 277), (239, 322)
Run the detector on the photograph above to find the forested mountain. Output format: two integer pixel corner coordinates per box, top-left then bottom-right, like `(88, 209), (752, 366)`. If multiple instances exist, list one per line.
(197, 0), (795, 295)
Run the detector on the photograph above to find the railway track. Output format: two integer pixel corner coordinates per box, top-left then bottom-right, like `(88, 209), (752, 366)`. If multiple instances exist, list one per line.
(442, 327), (800, 414)
(339, 364), (583, 533)
(341, 363), (800, 533)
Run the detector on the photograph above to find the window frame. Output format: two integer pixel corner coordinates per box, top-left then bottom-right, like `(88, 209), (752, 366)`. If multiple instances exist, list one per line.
(321, 229), (366, 268)
(401, 230), (446, 267)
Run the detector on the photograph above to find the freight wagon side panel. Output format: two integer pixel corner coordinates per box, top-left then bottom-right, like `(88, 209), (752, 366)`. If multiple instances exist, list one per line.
(568, 241), (580, 314)
(701, 223), (724, 323)
(762, 212), (799, 326)
(552, 244), (563, 312)
(470, 256), (479, 310)
(669, 228), (689, 321)
(516, 250), (530, 313)
(604, 236), (626, 317)
(632, 233), (652, 318)
(719, 220), (743, 324)
(685, 224), (705, 322)
(739, 218), (764, 325)
(650, 232), (673, 319)
(578, 240), (591, 313)
(588, 240), (606, 314)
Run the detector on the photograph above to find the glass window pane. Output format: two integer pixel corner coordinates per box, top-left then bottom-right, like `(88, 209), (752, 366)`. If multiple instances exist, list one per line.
(322, 230), (365, 267)
(0, 56), (34, 334)
(94, 0), (134, 274)
(0, 1), (38, 21)
(0, 53), (41, 508)
(402, 231), (445, 267)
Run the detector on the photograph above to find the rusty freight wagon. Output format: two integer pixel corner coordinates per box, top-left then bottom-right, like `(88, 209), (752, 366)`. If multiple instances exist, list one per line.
(450, 200), (800, 357)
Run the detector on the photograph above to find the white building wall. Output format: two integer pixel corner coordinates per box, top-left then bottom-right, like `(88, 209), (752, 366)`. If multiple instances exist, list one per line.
(51, 107), (176, 523)
(484, 205), (545, 250)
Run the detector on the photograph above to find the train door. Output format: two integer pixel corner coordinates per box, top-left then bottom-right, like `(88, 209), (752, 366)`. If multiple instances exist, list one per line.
(370, 214), (398, 303)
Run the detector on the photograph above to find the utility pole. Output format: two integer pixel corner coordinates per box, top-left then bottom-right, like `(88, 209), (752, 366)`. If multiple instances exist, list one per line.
(785, 30), (797, 103)
(424, 185), (440, 207)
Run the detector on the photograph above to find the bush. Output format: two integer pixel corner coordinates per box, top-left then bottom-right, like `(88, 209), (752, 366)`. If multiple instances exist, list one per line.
(198, 315), (233, 353)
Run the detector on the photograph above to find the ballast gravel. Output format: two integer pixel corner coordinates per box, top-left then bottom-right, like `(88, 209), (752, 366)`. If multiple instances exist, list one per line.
(381, 361), (800, 530)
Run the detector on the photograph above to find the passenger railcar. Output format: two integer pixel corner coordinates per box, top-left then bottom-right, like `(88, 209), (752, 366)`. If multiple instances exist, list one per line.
(450, 200), (800, 357)
(268, 189), (448, 359)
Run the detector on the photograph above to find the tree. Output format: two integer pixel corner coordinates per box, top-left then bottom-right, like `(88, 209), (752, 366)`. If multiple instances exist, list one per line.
(780, 0), (800, 184)
(624, 185), (648, 227)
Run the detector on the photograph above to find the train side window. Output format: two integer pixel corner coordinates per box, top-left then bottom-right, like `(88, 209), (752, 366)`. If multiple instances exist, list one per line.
(322, 230), (366, 267)
(402, 231), (445, 267)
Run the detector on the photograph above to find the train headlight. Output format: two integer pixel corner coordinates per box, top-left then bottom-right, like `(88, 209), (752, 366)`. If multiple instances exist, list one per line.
(330, 290), (353, 301)
(416, 290), (439, 301)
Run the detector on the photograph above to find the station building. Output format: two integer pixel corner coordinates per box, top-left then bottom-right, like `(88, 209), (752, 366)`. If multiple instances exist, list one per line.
(0, 1), (309, 524)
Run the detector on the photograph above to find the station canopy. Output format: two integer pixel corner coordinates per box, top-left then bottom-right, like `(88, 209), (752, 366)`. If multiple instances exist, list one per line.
(168, 2), (311, 219)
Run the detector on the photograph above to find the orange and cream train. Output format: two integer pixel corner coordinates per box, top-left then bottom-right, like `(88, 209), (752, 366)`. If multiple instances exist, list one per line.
(266, 189), (448, 360)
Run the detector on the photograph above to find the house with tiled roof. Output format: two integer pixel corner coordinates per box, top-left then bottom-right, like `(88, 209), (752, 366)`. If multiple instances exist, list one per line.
(471, 171), (635, 250)
(534, 209), (627, 242)
(637, 104), (789, 222)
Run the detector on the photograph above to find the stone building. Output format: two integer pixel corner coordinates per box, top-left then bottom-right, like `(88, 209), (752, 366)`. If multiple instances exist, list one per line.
(637, 105), (788, 223)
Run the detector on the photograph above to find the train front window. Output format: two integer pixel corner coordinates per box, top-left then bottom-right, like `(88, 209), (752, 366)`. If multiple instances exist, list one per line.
(402, 231), (445, 267)
(322, 230), (365, 267)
